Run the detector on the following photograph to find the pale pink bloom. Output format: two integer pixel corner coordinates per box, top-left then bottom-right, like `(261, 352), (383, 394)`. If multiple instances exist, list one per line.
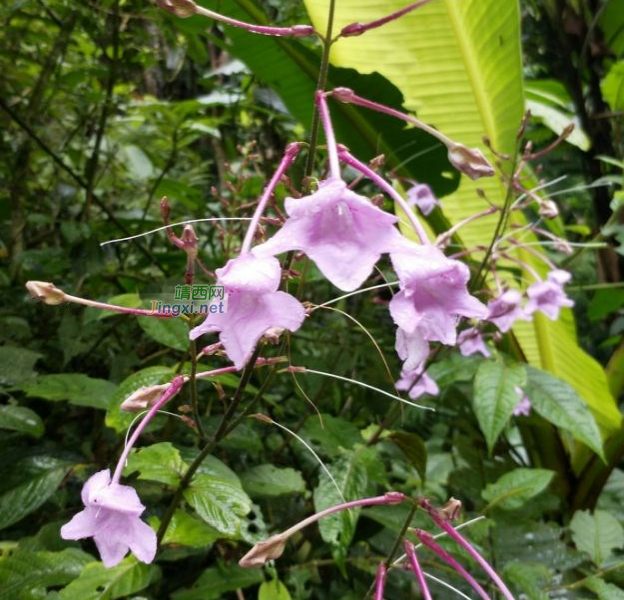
(190, 253), (305, 368)
(406, 183), (440, 216)
(389, 240), (487, 345)
(486, 289), (530, 333)
(253, 177), (400, 291)
(395, 366), (439, 399)
(60, 470), (156, 568)
(457, 327), (490, 357)
(525, 269), (573, 320)
(395, 327), (429, 372)
(513, 386), (532, 416)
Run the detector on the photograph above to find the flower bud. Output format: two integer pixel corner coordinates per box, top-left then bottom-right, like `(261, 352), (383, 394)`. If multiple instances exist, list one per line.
(239, 534), (287, 568)
(156, 0), (197, 18)
(25, 281), (66, 305)
(538, 199), (559, 219)
(120, 383), (171, 412)
(447, 143), (496, 180)
(340, 22), (366, 36)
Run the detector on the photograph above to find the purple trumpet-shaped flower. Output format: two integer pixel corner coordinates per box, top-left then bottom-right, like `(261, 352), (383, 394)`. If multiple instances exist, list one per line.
(407, 183), (440, 216)
(395, 365), (439, 400)
(525, 269), (574, 320)
(189, 253), (305, 369)
(404, 540), (433, 600)
(486, 289), (530, 333)
(389, 239), (487, 345)
(60, 470), (157, 568)
(419, 498), (517, 600)
(253, 177), (400, 291)
(458, 327), (490, 357)
(415, 529), (493, 600)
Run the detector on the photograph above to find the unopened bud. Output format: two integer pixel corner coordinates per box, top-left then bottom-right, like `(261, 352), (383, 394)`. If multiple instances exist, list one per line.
(554, 239), (573, 254)
(120, 383), (171, 412)
(156, 0), (197, 18)
(239, 534), (286, 568)
(262, 327), (285, 344)
(26, 281), (66, 305)
(332, 87), (356, 103)
(181, 225), (198, 259)
(447, 143), (496, 180)
(340, 22), (366, 36)
(538, 199), (559, 219)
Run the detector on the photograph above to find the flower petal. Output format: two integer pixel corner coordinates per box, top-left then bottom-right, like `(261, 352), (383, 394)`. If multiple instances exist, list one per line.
(127, 518), (157, 564)
(82, 469), (111, 506)
(217, 253), (281, 294)
(60, 507), (101, 540)
(94, 482), (145, 516)
(94, 531), (130, 568)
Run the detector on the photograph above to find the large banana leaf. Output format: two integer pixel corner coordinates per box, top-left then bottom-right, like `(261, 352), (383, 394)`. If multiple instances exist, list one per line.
(302, 0), (621, 434)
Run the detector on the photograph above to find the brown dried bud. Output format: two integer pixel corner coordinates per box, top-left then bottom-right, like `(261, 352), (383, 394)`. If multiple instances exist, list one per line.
(239, 534), (287, 568)
(538, 199), (559, 219)
(25, 281), (66, 305)
(120, 383), (171, 412)
(447, 144), (496, 180)
(156, 0), (197, 18)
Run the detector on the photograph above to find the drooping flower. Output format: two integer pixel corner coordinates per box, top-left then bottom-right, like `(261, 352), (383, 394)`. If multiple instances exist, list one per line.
(395, 326), (429, 373)
(395, 365), (439, 399)
(457, 327), (490, 357)
(253, 177), (400, 291)
(524, 269), (573, 320)
(60, 470), (156, 568)
(513, 386), (532, 416)
(189, 253), (305, 368)
(486, 289), (530, 333)
(406, 183), (440, 216)
(389, 239), (487, 345)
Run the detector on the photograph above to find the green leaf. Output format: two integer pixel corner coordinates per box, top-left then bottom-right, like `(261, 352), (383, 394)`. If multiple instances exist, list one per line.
(0, 548), (93, 600)
(122, 145), (154, 180)
(525, 98), (590, 150)
(137, 316), (189, 352)
(0, 454), (72, 530)
(300, 414), (363, 457)
(313, 451), (368, 564)
(171, 562), (263, 600)
(106, 366), (175, 433)
(482, 468), (555, 511)
(389, 431), (427, 482)
(584, 577), (624, 600)
(23, 374), (115, 410)
(156, 510), (220, 548)
(602, 61), (624, 111)
(524, 366), (606, 458)
(570, 509), (624, 566)
(472, 361), (526, 453)
(184, 474), (254, 540)
(125, 442), (187, 486)
(503, 561), (551, 600)
(0, 346), (41, 388)
(240, 465), (306, 497)
(57, 556), (159, 600)
(259, 579), (292, 600)
(88, 294), (143, 323)
(0, 405), (44, 438)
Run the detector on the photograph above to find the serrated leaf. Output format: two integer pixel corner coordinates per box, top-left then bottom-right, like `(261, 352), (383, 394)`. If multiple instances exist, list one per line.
(482, 468), (555, 511)
(106, 366), (175, 433)
(23, 374), (115, 410)
(171, 563), (263, 600)
(503, 561), (551, 600)
(0, 548), (93, 600)
(184, 474), (253, 540)
(125, 442), (187, 486)
(524, 366), (605, 458)
(427, 353), (484, 387)
(570, 509), (624, 566)
(389, 431), (427, 482)
(259, 579), (292, 600)
(155, 510), (220, 548)
(0, 455), (72, 530)
(300, 414), (363, 457)
(240, 465), (306, 497)
(57, 556), (159, 600)
(0, 345), (41, 388)
(313, 451), (368, 564)
(473, 361), (526, 453)
(137, 316), (189, 352)
(584, 577), (624, 600)
(0, 405), (44, 438)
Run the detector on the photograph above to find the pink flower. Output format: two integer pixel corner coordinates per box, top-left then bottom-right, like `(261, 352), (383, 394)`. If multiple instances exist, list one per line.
(395, 327), (429, 372)
(406, 183), (440, 216)
(389, 240), (487, 345)
(60, 470), (156, 568)
(189, 253), (305, 368)
(395, 365), (439, 399)
(486, 289), (530, 333)
(457, 327), (490, 357)
(513, 386), (532, 416)
(253, 177), (400, 291)
(525, 269), (573, 320)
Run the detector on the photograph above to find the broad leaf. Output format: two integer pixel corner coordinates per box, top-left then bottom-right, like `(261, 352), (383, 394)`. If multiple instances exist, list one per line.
(171, 563), (263, 600)
(584, 577), (624, 600)
(0, 346), (40, 389)
(23, 374), (115, 410)
(570, 509), (624, 566)
(0, 404), (43, 438)
(259, 579), (292, 600)
(125, 442), (187, 486)
(482, 468), (554, 511)
(524, 366), (605, 458)
(240, 464), (306, 497)
(473, 361), (526, 453)
(137, 315), (189, 352)
(389, 431), (427, 482)
(153, 510), (220, 548)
